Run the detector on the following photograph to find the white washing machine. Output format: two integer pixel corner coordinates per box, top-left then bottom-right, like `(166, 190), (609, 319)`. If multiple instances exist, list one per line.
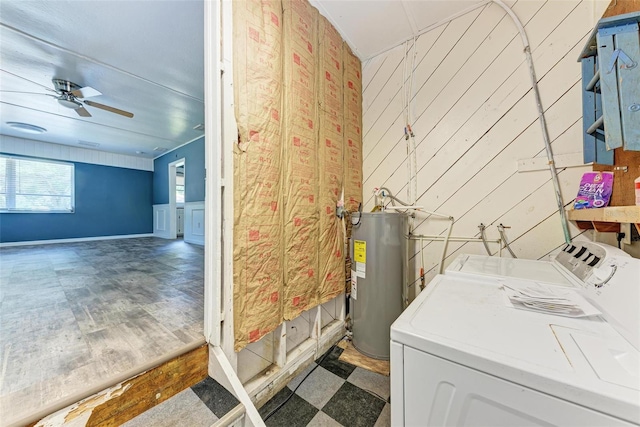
(390, 242), (640, 426)
(446, 241), (630, 288)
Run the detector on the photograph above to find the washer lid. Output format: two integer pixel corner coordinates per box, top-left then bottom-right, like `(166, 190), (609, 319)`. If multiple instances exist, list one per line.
(391, 274), (640, 423)
(446, 254), (576, 287)
(571, 332), (639, 389)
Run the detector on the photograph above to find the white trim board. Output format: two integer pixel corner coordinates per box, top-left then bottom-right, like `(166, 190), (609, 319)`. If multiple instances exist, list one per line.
(0, 233), (154, 247)
(0, 134), (154, 171)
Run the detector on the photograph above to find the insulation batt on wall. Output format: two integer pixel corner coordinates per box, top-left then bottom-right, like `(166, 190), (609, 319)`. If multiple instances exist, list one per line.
(283, 0), (320, 320)
(344, 43), (364, 213)
(233, 0), (284, 351)
(233, 0), (362, 351)
(318, 15), (346, 303)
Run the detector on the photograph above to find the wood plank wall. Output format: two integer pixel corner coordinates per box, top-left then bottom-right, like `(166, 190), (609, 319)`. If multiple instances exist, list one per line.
(362, 0), (610, 287)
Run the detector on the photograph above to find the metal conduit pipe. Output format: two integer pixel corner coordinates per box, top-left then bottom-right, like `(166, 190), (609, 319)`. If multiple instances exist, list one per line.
(498, 223), (518, 258)
(478, 223), (493, 256)
(406, 233), (503, 277)
(491, 0), (571, 244)
(407, 235), (501, 244)
(439, 219), (454, 274)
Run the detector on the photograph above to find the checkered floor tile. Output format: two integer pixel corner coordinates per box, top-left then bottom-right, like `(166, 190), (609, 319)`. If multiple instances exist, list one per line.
(123, 345), (390, 427)
(259, 346), (390, 427)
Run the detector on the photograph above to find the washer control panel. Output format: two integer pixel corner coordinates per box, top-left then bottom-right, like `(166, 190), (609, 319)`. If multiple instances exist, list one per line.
(554, 242), (629, 284)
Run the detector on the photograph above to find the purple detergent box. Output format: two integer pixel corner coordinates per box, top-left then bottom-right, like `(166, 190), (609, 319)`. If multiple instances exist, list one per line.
(574, 172), (613, 209)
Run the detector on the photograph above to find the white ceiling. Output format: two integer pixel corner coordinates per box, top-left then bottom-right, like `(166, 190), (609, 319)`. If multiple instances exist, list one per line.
(0, 0), (482, 158)
(310, 0), (486, 60)
(0, 0), (204, 159)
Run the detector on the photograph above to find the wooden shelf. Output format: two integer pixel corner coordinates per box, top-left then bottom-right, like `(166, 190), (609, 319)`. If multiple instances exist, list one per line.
(567, 206), (640, 233)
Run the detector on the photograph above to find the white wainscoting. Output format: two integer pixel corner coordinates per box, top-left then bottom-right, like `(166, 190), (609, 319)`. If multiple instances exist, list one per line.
(185, 201), (205, 246)
(153, 204), (171, 239)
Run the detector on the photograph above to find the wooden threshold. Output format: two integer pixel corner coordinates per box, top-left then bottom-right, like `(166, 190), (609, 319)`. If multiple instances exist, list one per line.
(32, 344), (209, 427)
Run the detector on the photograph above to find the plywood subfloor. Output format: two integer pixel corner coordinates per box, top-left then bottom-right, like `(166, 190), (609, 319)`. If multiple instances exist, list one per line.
(337, 340), (390, 377)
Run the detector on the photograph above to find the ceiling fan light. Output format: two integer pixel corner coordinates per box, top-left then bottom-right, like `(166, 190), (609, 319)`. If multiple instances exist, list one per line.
(6, 122), (47, 134)
(57, 97), (81, 109)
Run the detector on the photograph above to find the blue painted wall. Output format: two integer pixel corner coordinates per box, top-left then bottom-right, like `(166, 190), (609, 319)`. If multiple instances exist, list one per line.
(153, 137), (205, 204)
(0, 160), (153, 243)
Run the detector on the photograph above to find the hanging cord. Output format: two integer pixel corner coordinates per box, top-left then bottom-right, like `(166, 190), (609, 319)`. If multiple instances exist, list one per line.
(491, 0), (570, 245)
(478, 223), (493, 256)
(497, 223), (517, 258)
(409, 36), (418, 209)
(263, 338), (346, 421)
(351, 202), (363, 227)
(402, 40), (413, 207)
(420, 236), (425, 290)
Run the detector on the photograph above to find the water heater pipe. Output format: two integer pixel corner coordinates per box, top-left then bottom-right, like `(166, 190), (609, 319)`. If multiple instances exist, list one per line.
(491, 0), (571, 244)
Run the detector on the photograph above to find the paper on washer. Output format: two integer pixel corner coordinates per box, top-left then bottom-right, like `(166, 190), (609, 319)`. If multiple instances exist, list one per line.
(501, 281), (601, 318)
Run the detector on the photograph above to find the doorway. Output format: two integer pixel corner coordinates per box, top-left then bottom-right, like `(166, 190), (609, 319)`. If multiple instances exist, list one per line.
(168, 158), (185, 240)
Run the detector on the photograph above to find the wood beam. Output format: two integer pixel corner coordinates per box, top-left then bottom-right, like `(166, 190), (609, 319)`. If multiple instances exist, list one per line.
(32, 345), (209, 427)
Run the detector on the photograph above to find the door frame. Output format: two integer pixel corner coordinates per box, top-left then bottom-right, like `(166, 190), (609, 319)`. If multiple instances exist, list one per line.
(168, 158), (185, 240)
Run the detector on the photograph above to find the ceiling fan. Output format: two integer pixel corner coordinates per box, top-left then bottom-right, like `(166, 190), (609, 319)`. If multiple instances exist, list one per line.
(4, 79), (134, 119)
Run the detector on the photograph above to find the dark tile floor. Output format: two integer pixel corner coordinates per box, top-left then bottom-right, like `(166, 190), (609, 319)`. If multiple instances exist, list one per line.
(259, 346), (390, 427)
(123, 345), (390, 427)
(0, 237), (204, 425)
(123, 377), (241, 426)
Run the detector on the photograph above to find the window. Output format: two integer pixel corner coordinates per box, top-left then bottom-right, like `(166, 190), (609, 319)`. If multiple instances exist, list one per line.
(0, 155), (74, 213)
(176, 185), (185, 204)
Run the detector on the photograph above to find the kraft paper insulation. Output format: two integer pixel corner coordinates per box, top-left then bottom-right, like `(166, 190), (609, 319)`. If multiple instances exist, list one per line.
(282, 0), (320, 320)
(318, 16), (346, 304)
(233, 0), (362, 351)
(233, 0), (284, 351)
(343, 42), (363, 213)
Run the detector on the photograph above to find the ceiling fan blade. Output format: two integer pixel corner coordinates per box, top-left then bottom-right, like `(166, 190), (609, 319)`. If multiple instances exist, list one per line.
(70, 86), (102, 99)
(84, 100), (133, 118)
(75, 106), (92, 117)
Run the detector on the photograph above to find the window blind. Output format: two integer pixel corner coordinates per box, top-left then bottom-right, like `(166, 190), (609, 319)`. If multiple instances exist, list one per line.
(0, 155), (74, 212)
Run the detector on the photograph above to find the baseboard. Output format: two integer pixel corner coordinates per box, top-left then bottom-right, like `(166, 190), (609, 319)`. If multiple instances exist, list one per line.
(0, 233), (154, 248)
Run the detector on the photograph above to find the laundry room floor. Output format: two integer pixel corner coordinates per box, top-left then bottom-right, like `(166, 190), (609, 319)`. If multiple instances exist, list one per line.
(123, 344), (390, 427)
(259, 345), (390, 427)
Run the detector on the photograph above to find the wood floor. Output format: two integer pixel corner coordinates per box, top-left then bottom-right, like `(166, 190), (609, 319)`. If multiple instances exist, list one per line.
(0, 237), (204, 426)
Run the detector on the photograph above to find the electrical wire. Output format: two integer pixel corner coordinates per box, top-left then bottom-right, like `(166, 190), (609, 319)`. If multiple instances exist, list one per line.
(262, 340), (346, 421)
